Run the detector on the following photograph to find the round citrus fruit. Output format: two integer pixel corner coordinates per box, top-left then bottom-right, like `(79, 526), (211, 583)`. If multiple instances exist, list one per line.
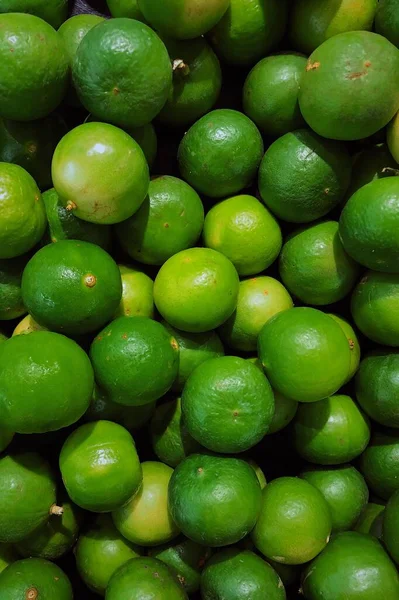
(279, 221), (359, 305)
(52, 122), (149, 225)
(345, 143), (398, 201)
(73, 18), (172, 128)
(0, 331), (94, 434)
(355, 501), (385, 536)
(327, 313), (361, 383)
(90, 316), (179, 406)
(203, 195), (282, 276)
(168, 453), (261, 547)
(107, 0), (146, 20)
(243, 53), (307, 136)
(293, 394), (371, 465)
(0, 0), (68, 29)
(251, 477), (332, 565)
(0, 163), (46, 259)
(0, 558), (73, 600)
(0, 255), (27, 321)
(112, 461), (180, 546)
(375, 0), (399, 48)
(383, 489), (399, 565)
(178, 109), (264, 198)
(12, 314), (47, 336)
(258, 129), (352, 223)
(299, 31), (399, 140)
(359, 429), (399, 500)
(0, 427), (14, 454)
(258, 307), (351, 403)
(268, 390), (298, 435)
(114, 264), (154, 319)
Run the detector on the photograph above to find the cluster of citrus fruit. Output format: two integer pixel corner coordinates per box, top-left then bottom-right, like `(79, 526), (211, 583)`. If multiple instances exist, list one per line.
(1, 0), (399, 598)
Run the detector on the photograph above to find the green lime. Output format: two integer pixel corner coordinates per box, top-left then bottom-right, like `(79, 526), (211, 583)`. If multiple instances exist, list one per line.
(0, 545), (19, 574)
(178, 109), (264, 198)
(201, 548), (285, 600)
(0, 452), (58, 543)
(52, 122), (149, 225)
(138, 0), (230, 39)
(355, 501), (385, 536)
(359, 429), (399, 500)
(243, 53), (307, 136)
(298, 31), (399, 140)
(154, 248), (239, 333)
(112, 461), (180, 546)
(208, 0), (288, 67)
(12, 314), (47, 336)
(345, 143), (398, 201)
(0, 13), (68, 121)
(351, 271), (399, 346)
(114, 264), (154, 319)
(151, 397), (203, 468)
(42, 188), (111, 250)
(293, 394), (371, 465)
(106, 557), (188, 600)
(0, 163), (46, 259)
(90, 316), (179, 406)
(258, 130), (351, 223)
(162, 322), (225, 393)
(258, 307), (351, 403)
(168, 453), (261, 547)
(251, 477), (331, 565)
(219, 276), (293, 353)
(73, 18), (172, 128)
(289, 0), (377, 54)
(376, 0), (399, 47)
(0, 427), (14, 454)
(150, 537), (211, 595)
(246, 459), (267, 489)
(0, 558), (73, 600)
(107, 0), (146, 20)
(158, 37), (221, 127)
(22, 240), (122, 335)
(181, 356), (275, 453)
(60, 421), (142, 513)
(116, 176), (204, 266)
(279, 221), (359, 305)
(75, 514), (143, 596)
(327, 313), (361, 383)
(300, 465), (369, 532)
(203, 195), (282, 276)
(383, 489), (399, 564)
(268, 391), (298, 435)
(0, 332), (94, 434)
(0, 0), (68, 29)
(387, 110), (399, 163)
(0, 255), (27, 321)
(340, 177), (399, 272)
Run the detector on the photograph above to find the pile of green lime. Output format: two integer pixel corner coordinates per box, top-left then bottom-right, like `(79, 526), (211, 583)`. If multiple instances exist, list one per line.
(1, 1), (399, 598)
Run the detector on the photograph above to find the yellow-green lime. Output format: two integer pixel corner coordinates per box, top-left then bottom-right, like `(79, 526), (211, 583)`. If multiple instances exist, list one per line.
(387, 110), (399, 162)
(114, 265), (154, 319)
(12, 314), (47, 336)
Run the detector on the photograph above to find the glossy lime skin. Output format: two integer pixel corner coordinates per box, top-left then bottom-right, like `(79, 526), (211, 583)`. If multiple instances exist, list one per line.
(327, 313), (361, 383)
(0, 545), (19, 574)
(279, 221), (359, 305)
(220, 277), (293, 352)
(168, 453), (262, 547)
(300, 465), (369, 532)
(251, 477), (332, 565)
(258, 130), (351, 223)
(383, 489), (399, 564)
(0, 113), (67, 191)
(162, 322), (224, 392)
(0, 255), (27, 321)
(113, 461), (180, 546)
(243, 53), (306, 136)
(158, 37), (221, 127)
(114, 264), (154, 319)
(258, 307), (351, 403)
(73, 18), (172, 128)
(75, 514), (142, 595)
(138, 0), (230, 39)
(58, 15), (105, 63)
(90, 316), (179, 406)
(178, 109), (264, 198)
(106, 557), (188, 600)
(0, 452), (56, 543)
(116, 176), (204, 266)
(351, 271), (399, 346)
(107, 0), (146, 20)
(22, 240), (122, 335)
(0, 331), (94, 434)
(52, 122), (149, 225)
(299, 31), (399, 141)
(203, 195), (282, 277)
(209, 0), (288, 67)
(182, 356), (275, 453)
(60, 420), (142, 513)
(151, 397), (203, 467)
(0, 558), (73, 600)
(290, 0), (377, 54)
(345, 143), (398, 201)
(293, 395), (371, 465)
(359, 430), (399, 500)
(201, 548), (285, 600)
(0, 13), (68, 121)
(340, 177), (399, 272)
(302, 532), (399, 600)
(356, 351), (399, 428)
(0, 163), (46, 259)
(376, 0), (399, 47)
(154, 248), (240, 333)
